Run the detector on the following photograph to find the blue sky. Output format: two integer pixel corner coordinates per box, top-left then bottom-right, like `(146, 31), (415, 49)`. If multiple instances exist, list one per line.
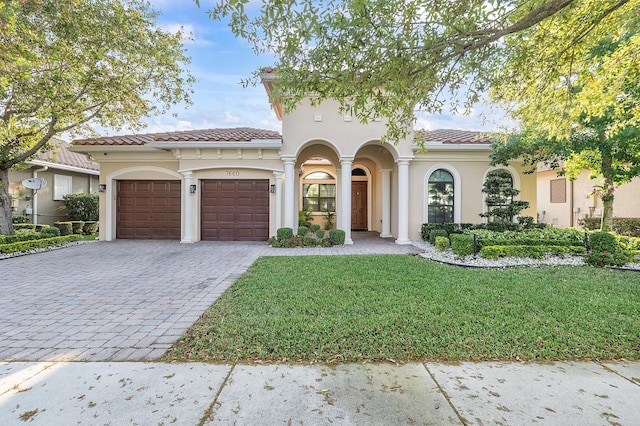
(130, 0), (500, 136)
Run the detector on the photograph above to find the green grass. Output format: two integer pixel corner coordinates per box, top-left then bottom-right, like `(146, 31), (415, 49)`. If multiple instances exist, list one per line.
(163, 255), (640, 363)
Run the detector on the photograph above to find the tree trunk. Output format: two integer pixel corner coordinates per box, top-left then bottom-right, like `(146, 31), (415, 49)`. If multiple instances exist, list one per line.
(0, 167), (15, 235)
(601, 196), (614, 232)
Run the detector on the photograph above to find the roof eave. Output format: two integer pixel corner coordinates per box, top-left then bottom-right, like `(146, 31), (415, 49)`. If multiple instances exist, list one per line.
(147, 140), (283, 149)
(29, 159), (100, 175)
(412, 142), (493, 151)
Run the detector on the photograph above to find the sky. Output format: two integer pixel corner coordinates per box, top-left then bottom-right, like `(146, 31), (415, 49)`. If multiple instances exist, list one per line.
(119, 0), (501, 137)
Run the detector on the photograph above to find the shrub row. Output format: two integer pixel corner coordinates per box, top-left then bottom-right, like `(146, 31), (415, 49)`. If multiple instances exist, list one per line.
(54, 221), (98, 235)
(480, 245), (586, 260)
(0, 235), (83, 254)
(578, 217), (640, 237)
(270, 227), (345, 247)
(421, 221), (547, 241)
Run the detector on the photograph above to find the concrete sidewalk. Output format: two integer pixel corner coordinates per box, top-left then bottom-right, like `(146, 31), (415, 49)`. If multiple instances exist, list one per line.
(1, 360), (638, 425)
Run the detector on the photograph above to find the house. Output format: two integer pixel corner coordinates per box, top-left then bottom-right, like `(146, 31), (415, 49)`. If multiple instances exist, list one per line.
(71, 73), (536, 243)
(9, 139), (100, 225)
(536, 164), (640, 228)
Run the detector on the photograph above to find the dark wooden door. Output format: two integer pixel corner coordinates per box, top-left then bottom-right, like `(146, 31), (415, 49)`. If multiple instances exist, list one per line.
(116, 180), (181, 240)
(201, 180), (269, 241)
(351, 181), (368, 230)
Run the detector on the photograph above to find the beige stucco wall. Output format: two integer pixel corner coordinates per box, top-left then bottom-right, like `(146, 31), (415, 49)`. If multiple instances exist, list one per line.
(538, 169), (640, 228)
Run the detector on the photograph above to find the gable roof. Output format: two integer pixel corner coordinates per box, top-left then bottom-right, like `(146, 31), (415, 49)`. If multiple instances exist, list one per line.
(31, 138), (100, 173)
(74, 127), (282, 146)
(415, 129), (493, 145)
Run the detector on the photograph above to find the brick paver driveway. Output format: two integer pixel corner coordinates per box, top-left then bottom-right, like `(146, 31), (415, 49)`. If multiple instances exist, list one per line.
(1, 235), (420, 361)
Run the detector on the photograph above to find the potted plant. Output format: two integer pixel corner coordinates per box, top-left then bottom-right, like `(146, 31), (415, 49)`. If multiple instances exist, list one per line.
(323, 209), (335, 230)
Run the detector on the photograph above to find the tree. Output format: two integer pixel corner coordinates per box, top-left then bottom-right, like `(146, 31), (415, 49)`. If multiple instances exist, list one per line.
(198, 0), (637, 141)
(479, 169), (530, 227)
(0, 0), (195, 234)
(490, 18), (640, 232)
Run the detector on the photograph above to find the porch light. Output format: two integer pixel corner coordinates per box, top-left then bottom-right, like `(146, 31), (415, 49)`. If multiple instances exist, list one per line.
(98, 184), (107, 192)
(189, 184), (197, 194)
(270, 184), (276, 193)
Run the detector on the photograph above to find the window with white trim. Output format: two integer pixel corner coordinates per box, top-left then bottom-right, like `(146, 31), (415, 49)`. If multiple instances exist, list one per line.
(54, 174), (72, 200)
(427, 169), (454, 223)
(302, 171), (336, 212)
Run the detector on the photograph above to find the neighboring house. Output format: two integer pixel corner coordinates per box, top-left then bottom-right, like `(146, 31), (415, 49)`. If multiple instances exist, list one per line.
(9, 138), (100, 225)
(537, 164), (640, 228)
(72, 73), (536, 243)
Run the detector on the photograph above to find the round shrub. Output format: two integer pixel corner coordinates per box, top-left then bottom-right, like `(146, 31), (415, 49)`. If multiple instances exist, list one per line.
(589, 231), (619, 253)
(303, 236), (315, 246)
(329, 229), (346, 245)
(297, 226), (309, 236)
(435, 236), (450, 251)
(310, 224), (321, 233)
(315, 229), (325, 239)
(276, 227), (293, 241)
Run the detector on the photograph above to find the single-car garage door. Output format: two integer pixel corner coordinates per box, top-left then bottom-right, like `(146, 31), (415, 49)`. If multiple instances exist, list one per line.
(117, 180), (181, 240)
(201, 180), (269, 241)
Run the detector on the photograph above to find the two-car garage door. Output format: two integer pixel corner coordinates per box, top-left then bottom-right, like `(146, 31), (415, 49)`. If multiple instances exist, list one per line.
(116, 179), (269, 241)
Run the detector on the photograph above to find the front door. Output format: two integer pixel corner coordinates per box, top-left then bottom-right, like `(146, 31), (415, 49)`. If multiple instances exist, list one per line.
(351, 181), (367, 230)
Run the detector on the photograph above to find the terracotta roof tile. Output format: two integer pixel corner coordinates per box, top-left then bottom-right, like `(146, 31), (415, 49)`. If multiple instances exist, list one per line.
(73, 127), (282, 146)
(35, 139), (100, 171)
(415, 129), (492, 144)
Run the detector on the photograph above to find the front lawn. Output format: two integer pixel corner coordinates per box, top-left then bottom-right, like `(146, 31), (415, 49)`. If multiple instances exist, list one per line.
(163, 255), (640, 363)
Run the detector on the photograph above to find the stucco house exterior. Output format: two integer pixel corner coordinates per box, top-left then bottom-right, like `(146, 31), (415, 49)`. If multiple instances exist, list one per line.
(72, 74), (536, 244)
(536, 164), (640, 228)
(9, 139), (100, 225)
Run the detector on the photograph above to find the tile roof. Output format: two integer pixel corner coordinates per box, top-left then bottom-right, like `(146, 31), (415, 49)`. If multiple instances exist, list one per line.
(415, 129), (493, 144)
(74, 127), (282, 146)
(35, 138), (100, 171)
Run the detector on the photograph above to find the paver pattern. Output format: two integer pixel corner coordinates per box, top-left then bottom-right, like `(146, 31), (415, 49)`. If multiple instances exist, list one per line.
(0, 234), (420, 361)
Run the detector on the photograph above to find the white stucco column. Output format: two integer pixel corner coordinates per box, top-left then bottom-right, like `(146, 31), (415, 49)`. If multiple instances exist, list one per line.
(273, 171), (283, 231)
(396, 159), (411, 245)
(334, 169), (341, 229)
(181, 171), (194, 243)
(340, 158), (353, 245)
(283, 157), (296, 229)
(380, 169), (392, 238)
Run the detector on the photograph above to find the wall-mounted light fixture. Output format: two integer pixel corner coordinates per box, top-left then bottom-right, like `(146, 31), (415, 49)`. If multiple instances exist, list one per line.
(189, 184), (197, 194)
(98, 184), (107, 192)
(270, 184), (276, 194)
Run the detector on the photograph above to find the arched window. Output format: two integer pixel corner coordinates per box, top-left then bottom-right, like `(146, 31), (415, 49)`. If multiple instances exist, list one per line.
(428, 169), (454, 223)
(302, 171), (336, 212)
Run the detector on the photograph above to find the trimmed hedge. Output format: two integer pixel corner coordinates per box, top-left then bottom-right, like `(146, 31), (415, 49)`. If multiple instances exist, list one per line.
(0, 235), (83, 254)
(429, 229), (448, 243)
(71, 220), (85, 235)
(54, 221), (73, 236)
(13, 223), (36, 231)
(469, 228), (585, 249)
(480, 245), (586, 260)
(11, 215), (31, 224)
(450, 234), (475, 257)
(83, 221), (99, 235)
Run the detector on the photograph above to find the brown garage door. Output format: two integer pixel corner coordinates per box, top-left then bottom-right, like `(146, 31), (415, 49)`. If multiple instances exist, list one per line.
(117, 180), (181, 240)
(201, 180), (269, 241)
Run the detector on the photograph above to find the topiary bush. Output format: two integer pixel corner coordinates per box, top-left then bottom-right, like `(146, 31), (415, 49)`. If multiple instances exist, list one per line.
(297, 226), (309, 236)
(329, 229), (346, 245)
(435, 236), (450, 251)
(54, 221), (73, 236)
(586, 231), (628, 267)
(83, 221), (99, 235)
(310, 224), (321, 233)
(450, 234), (475, 257)
(315, 229), (325, 239)
(71, 220), (85, 234)
(588, 231), (619, 253)
(276, 227), (293, 241)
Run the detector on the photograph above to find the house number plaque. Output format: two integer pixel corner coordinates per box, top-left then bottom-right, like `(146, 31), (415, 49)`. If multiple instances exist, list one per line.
(226, 170), (240, 176)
